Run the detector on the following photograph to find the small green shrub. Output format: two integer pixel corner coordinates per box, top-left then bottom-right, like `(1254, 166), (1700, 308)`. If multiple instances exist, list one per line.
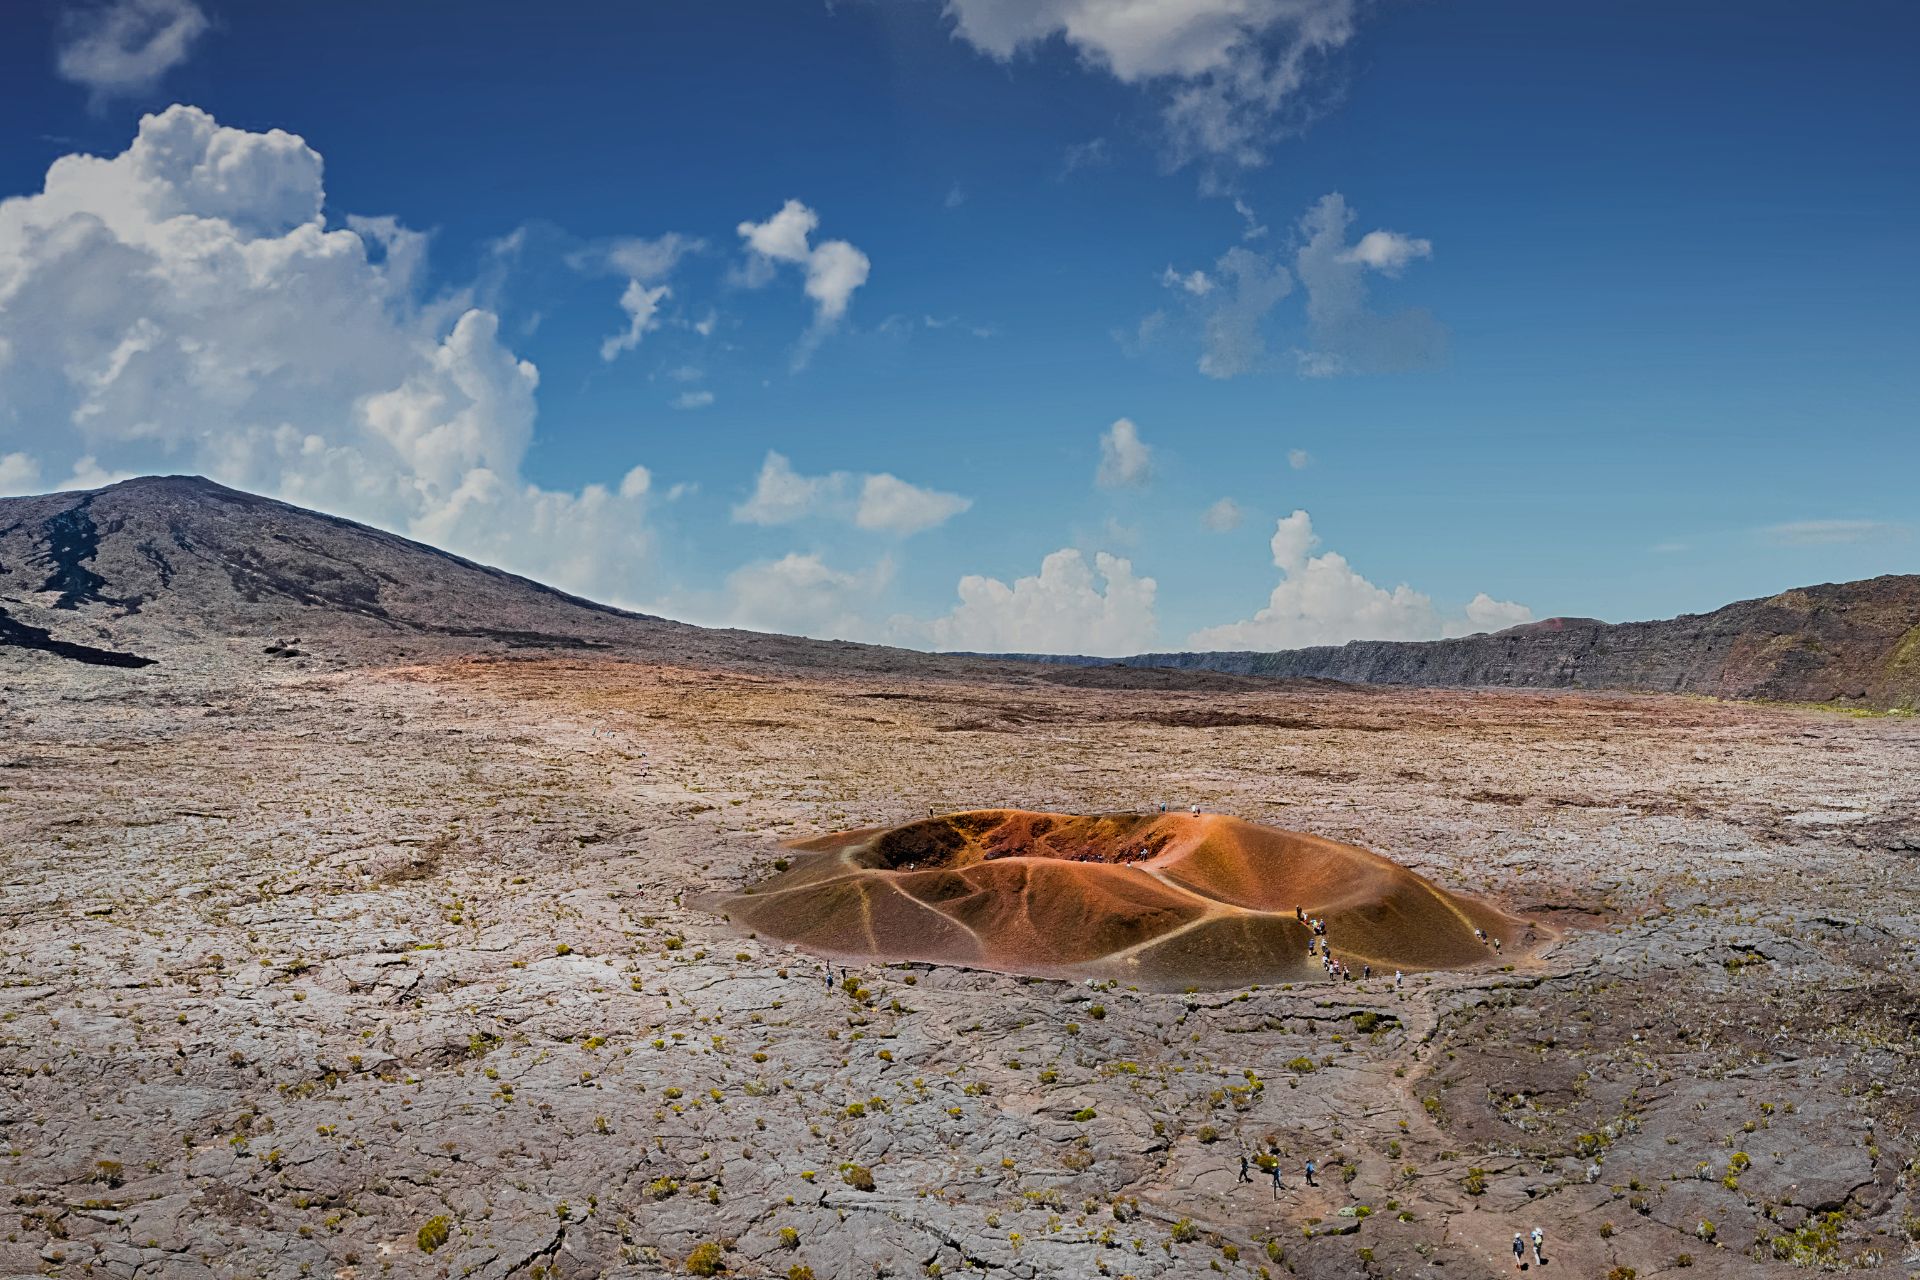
(417, 1216), (451, 1253)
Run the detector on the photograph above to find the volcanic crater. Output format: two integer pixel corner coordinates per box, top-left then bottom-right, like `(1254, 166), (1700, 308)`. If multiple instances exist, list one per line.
(710, 810), (1537, 990)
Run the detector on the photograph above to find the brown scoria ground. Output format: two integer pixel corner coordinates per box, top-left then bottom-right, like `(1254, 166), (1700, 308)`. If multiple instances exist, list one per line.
(1, 654), (1918, 1279)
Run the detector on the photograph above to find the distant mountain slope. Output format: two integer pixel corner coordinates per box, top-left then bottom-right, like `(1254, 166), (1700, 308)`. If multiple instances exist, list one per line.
(6, 476), (1913, 707)
(0, 476), (998, 679)
(982, 578), (1920, 709)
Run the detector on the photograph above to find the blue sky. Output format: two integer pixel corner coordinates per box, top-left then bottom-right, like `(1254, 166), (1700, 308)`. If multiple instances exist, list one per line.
(1, 0), (1915, 653)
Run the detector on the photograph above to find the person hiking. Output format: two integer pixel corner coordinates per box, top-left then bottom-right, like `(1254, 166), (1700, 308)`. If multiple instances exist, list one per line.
(1304, 1158), (1317, 1187)
(1394, 969), (1404, 988)
(1269, 1159), (1284, 1199)
(1190, 803), (1201, 816)
(1512, 1232), (1526, 1269)
(1238, 1152), (1252, 1184)
(1363, 963), (1372, 980)
(1529, 1226), (1545, 1265)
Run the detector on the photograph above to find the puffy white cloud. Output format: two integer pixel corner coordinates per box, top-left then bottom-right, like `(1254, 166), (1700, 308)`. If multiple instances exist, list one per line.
(735, 200), (870, 363)
(732, 452), (829, 526)
(947, 0), (1360, 168)
(0, 104), (658, 606)
(1187, 509), (1531, 649)
(1287, 447), (1311, 469)
(57, 0), (209, 104)
(1459, 592), (1534, 634)
(0, 452), (42, 496)
(1096, 417), (1153, 488)
(1340, 229), (1432, 276)
(731, 452), (969, 537)
(855, 472), (972, 536)
(707, 552), (895, 641)
(1200, 496), (1243, 531)
(900, 548), (1159, 656)
(671, 389), (715, 410)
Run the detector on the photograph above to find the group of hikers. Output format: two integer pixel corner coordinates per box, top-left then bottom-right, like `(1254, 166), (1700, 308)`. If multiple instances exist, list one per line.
(1295, 905), (1404, 987)
(1237, 1150), (1548, 1267)
(1236, 1148), (1319, 1198)
(1513, 1227), (1547, 1267)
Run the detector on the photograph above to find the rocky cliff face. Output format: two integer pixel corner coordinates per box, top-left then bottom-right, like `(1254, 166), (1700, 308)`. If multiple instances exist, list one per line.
(1099, 579), (1920, 708)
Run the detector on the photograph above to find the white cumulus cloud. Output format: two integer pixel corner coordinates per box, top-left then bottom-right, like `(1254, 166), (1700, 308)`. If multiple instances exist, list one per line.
(899, 548), (1159, 656)
(707, 552), (895, 642)
(57, 0), (209, 105)
(671, 389), (715, 410)
(1340, 229), (1432, 275)
(736, 199), (870, 364)
(946, 0), (1361, 169)
(0, 452), (43, 496)
(0, 104), (659, 606)
(731, 452), (970, 537)
(1187, 509), (1531, 649)
(1096, 417), (1153, 488)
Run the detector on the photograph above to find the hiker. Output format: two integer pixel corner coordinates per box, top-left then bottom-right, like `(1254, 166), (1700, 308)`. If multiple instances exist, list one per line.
(1394, 969), (1404, 988)
(1529, 1227), (1545, 1265)
(1512, 1232), (1526, 1270)
(1238, 1152), (1252, 1183)
(1363, 963), (1372, 980)
(1270, 1160), (1284, 1199)
(1303, 1158), (1317, 1187)
(1296, 905), (1305, 922)
(1191, 803), (1201, 817)
(1493, 937), (1503, 953)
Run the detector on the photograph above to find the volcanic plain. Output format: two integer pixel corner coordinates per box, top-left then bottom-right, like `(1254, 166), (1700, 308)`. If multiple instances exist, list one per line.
(3, 645), (1918, 1280)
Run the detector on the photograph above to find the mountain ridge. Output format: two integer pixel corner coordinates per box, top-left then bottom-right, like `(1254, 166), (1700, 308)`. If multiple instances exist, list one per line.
(967, 575), (1920, 709)
(2, 475), (1914, 706)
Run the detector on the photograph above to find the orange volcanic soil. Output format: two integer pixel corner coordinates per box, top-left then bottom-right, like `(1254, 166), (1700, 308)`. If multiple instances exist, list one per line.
(704, 810), (1536, 990)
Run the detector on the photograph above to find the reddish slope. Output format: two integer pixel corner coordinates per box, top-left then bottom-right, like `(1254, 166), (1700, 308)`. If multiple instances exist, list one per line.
(704, 811), (1535, 990)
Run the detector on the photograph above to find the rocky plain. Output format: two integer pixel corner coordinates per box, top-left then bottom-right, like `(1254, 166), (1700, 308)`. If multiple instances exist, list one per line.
(3, 645), (1918, 1280)
(1, 476), (1918, 1280)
